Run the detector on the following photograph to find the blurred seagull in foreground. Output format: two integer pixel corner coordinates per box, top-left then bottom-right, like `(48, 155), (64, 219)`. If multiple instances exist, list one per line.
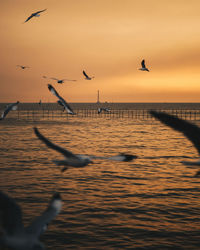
(17, 65), (29, 70)
(83, 70), (94, 80)
(48, 84), (75, 115)
(150, 110), (200, 173)
(139, 59), (149, 72)
(24, 9), (47, 23)
(51, 77), (77, 84)
(34, 127), (137, 172)
(0, 191), (62, 250)
(0, 101), (19, 120)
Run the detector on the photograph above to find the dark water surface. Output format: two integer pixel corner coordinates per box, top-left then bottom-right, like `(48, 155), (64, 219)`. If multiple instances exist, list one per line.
(0, 115), (200, 249)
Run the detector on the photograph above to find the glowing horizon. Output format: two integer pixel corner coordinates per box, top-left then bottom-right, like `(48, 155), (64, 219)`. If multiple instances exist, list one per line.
(1, 0), (200, 103)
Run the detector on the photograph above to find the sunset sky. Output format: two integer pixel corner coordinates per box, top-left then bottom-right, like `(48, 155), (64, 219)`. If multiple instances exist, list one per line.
(1, 0), (200, 102)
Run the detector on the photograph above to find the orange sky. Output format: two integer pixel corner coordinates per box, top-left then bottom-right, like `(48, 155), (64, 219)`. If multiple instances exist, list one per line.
(0, 0), (200, 102)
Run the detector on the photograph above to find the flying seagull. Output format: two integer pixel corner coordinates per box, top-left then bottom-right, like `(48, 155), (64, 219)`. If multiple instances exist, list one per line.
(0, 101), (19, 120)
(83, 70), (94, 80)
(48, 84), (75, 115)
(51, 77), (77, 84)
(149, 110), (200, 168)
(98, 108), (111, 114)
(17, 65), (29, 70)
(139, 59), (149, 72)
(24, 9), (47, 23)
(34, 127), (137, 172)
(0, 191), (62, 250)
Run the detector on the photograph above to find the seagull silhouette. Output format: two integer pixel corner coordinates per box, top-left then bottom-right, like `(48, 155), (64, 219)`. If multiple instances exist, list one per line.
(139, 59), (149, 72)
(51, 77), (77, 84)
(98, 108), (111, 114)
(150, 110), (200, 170)
(17, 65), (29, 70)
(48, 84), (75, 115)
(34, 127), (137, 172)
(0, 101), (19, 120)
(0, 191), (62, 250)
(83, 70), (94, 80)
(24, 9), (47, 23)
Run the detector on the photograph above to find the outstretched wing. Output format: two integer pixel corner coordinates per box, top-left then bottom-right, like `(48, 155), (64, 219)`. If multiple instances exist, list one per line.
(0, 101), (19, 120)
(51, 77), (59, 81)
(26, 193), (62, 237)
(63, 79), (77, 82)
(34, 127), (77, 159)
(0, 191), (24, 235)
(35, 9), (47, 15)
(83, 70), (89, 78)
(24, 14), (34, 22)
(150, 110), (200, 155)
(141, 59), (145, 68)
(88, 153), (137, 162)
(48, 84), (75, 115)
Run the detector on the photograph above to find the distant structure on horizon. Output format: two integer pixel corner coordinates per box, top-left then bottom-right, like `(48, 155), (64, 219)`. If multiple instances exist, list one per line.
(97, 90), (100, 103)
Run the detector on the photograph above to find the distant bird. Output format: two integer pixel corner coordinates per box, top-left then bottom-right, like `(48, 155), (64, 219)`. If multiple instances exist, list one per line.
(139, 59), (149, 72)
(17, 65), (29, 70)
(0, 191), (62, 250)
(34, 127), (137, 172)
(0, 101), (19, 120)
(51, 77), (77, 84)
(48, 84), (75, 115)
(24, 9), (47, 23)
(149, 110), (200, 169)
(42, 76), (47, 79)
(83, 70), (94, 80)
(98, 108), (111, 114)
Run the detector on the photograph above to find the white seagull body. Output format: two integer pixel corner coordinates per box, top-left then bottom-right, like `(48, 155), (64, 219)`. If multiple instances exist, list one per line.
(139, 59), (149, 72)
(0, 191), (62, 250)
(24, 9), (47, 23)
(98, 108), (111, 114)
(48, 84), (75, 115)
(150, 110), (200, 170)
(51, 77), (77, 84)
(83, 70), (94, 80)
(34, 127), (137, 172)
(0, 101), (19, 120)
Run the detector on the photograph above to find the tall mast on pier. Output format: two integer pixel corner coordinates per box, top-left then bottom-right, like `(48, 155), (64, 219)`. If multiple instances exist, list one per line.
(97, 90), (100, 103)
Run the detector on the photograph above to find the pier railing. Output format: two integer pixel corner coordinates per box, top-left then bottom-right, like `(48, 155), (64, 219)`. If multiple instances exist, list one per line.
(3, 109), (200, 121)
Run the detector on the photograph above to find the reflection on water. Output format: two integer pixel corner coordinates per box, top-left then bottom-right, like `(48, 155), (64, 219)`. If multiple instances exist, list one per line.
(0, 117), (200, 249)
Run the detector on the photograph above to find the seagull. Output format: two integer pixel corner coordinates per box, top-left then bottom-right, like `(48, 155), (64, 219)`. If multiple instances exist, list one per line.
(17, 65), (29, 70)
(83, 70), (94, 80)
(0, 191), (62, 250)
(98, 108), (111, 114)
(51, 78), (77, 84)
(149, 110), (200, 168)
(0, 101), (19, 120)
(48, 84), (75, 115)
(57, 100), (65, 112)
(34, 127), (137, 172)
(39, 100), (42, 105)
(139, 59), (149, 72)
(24, 9), (47, 23)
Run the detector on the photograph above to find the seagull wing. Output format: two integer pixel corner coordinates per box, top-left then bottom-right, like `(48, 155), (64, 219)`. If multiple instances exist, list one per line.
(63, 79), (77, 82)
(150, 110), (200, 155)
(88, 153), (137, 162)
(26, 193), (62, 237)
(35, 9), (47, 15)
(51, 77), (59, 81)
(83, 70), (89, 78)
(48, 84), (60, 99)
(141, 59), (145, 68)
(24, 14), (34, 22)
(0, 101), (19, 120)
(57, 100), (64, 107)
(0, 191), (24, 235)
(34, 127), (77, 159)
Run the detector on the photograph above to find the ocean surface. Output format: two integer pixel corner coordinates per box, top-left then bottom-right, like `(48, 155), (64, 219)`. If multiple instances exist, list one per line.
(0, 103), (200, 249)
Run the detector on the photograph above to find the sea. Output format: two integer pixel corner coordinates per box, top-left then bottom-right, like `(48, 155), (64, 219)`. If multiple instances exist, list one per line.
(0, 103), (200, 249)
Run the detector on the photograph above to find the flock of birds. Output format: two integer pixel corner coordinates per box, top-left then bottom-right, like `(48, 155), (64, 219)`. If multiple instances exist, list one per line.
(0, 8), (199, 250)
